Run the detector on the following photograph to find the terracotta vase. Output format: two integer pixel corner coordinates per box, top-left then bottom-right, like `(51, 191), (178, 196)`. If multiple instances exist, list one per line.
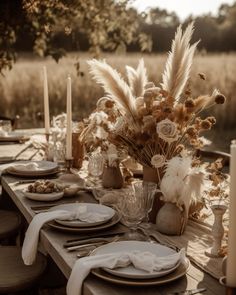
(102, 164), (124, 189)
(142, 166), (164, 223)
(156, 202), (188, 235)
(72, 132), (84, 169)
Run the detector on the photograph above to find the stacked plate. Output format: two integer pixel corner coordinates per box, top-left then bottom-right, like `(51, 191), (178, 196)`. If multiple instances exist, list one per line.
(48, 203), (121, 233)
(6, 161), (59, 177)
(0, 131), (29, 143)
(91, 240), (190, 286)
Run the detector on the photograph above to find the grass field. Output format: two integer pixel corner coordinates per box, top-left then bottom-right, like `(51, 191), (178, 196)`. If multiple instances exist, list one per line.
(0, 52), (235, 151)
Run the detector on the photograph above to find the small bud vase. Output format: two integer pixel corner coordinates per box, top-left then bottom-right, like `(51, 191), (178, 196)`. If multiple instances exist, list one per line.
(102, 163), (124, 189)
(156, 202), (188, 235)
(205, 204), (227, 258)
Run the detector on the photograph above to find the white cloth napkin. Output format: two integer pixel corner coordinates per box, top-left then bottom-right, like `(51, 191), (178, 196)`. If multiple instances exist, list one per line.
(67, 249), (185, 295)
(22, 206), (111, 265)
(10, 162), (40, 171)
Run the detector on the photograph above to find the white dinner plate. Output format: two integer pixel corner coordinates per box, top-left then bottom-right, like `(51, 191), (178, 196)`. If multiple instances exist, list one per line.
(92, 241), (181, 279)
(0, 131), (29, 142)
(53, 203), (115, 228)
(7, 161), (58, 176)
(23, 191), (64, 201)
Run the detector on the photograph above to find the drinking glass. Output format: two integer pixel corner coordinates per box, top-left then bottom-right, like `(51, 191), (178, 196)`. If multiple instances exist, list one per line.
(0, 120), (12, 133)
(88, 154), (104, 184)
(117, 187), (147, 241)
(139, 181), (157, 227)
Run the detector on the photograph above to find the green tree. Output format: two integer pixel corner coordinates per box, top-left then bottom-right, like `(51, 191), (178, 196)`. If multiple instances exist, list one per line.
(0, 0), (150, 74)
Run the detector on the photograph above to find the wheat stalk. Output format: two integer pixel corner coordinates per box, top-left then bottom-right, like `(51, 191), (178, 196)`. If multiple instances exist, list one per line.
(161, 22), (199, 103)
(126, 59), (148, 97)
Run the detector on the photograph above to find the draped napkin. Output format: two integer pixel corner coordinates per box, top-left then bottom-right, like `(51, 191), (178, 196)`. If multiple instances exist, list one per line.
(67, 249), (185, 295)
(9, 162), (40, 171)
(22, 206), (111, 265)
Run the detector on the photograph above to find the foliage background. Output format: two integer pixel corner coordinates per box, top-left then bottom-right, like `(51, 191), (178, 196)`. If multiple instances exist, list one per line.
(0, 0), (235, 151)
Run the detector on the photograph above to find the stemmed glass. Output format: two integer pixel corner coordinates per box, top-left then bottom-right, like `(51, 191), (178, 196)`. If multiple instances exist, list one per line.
(139, 181), (157, 228)
(117, 180), (157, 240)
(88, 153), (104, 185)
(117, 190), (146, 241)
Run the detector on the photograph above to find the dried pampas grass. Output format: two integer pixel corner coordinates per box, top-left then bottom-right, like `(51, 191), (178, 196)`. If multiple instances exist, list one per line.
(161, 22), (199, 103)
(87, 59), (137, 122)
(126, 59), (148, 97)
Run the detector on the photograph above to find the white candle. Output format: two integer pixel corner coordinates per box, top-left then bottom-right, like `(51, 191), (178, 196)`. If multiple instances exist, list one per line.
(226, 140), (236, 287)
(43, 66), (50, 134)
(66, 75), (72, 159)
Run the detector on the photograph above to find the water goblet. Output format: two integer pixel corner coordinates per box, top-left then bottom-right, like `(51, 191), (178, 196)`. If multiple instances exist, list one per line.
(117, 189), (147, 241)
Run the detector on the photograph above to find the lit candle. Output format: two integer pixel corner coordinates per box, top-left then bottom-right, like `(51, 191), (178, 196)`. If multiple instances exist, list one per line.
(66, 75), (72, 159)
(43, 66), (50, 134)
(226, 140), (236, 287)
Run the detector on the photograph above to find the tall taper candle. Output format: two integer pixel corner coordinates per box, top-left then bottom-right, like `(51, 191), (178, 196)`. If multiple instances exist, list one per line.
(66, 75), (72, 159)
(226, 140), (236, 287)
(43, 66), (50, 134)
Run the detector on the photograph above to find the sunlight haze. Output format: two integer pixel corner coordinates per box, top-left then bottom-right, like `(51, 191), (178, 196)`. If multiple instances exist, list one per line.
(133, 0), (236, 20)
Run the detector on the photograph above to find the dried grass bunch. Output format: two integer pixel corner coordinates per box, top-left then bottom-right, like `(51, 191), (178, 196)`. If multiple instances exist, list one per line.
(81, 23), (226, 209)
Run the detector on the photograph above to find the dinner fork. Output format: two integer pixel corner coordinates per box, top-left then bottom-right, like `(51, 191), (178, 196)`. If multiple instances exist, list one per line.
(168, 287), (206, 295)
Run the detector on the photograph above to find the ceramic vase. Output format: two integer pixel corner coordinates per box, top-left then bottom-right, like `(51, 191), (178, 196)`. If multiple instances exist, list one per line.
(102, 164), (124, 189)
(155, 202), (188, 235)
(205, 204), (227, 258)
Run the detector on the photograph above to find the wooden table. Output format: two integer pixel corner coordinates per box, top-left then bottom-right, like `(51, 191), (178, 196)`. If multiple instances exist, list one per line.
(0, 133), (225, 295)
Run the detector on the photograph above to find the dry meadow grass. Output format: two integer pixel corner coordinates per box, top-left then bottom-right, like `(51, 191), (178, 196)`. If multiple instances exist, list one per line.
(0, 52), (235, 151)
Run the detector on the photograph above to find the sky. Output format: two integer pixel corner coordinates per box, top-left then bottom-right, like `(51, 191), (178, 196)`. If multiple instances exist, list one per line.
(132, 0), (236, 20)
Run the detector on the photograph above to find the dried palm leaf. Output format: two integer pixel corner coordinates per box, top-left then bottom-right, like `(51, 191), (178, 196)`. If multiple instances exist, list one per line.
(161, 22), (199, 103)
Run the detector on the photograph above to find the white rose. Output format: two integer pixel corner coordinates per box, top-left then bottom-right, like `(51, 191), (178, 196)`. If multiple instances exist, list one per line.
(151, 154), (166, 168)
(156, 118), (179, 143)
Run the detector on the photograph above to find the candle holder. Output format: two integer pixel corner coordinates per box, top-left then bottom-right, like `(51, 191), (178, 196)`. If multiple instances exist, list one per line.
(65, 157), (74, 173)
(219, 277), (236, 295)
(205, 204), (227, 258)
(44, 132), (51, 161)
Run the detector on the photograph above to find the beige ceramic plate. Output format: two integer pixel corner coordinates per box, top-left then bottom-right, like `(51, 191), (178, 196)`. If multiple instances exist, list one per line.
(54, 203), (115, 228)
(92, 257), (190, 286)
(23, 191), (64, 201)
(7, 168), (59, 178)
(92, 241), (181, 279)
(48, 211), (121, 233)
(7, 161), (58, 174)
(0, 133), (29, 142)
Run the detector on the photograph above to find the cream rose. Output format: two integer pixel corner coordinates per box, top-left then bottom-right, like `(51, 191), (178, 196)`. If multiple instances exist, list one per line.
(151, 154), (166, 168)
(156, 118), (179, 143)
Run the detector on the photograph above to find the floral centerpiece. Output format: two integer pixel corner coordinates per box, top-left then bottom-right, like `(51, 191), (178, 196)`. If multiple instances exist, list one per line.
(81, 23), (226, 231)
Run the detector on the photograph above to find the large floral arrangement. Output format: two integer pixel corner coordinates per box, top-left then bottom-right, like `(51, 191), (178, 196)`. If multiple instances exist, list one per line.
(82, 23), (226, 211)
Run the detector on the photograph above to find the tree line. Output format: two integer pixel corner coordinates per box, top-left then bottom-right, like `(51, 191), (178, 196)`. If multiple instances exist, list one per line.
(1, 1), (236, 74)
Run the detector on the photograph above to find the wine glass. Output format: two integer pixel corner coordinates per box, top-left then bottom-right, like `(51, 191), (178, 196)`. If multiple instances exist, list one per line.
(88, 154), (104, 185)
(117, 185), (147, 241)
